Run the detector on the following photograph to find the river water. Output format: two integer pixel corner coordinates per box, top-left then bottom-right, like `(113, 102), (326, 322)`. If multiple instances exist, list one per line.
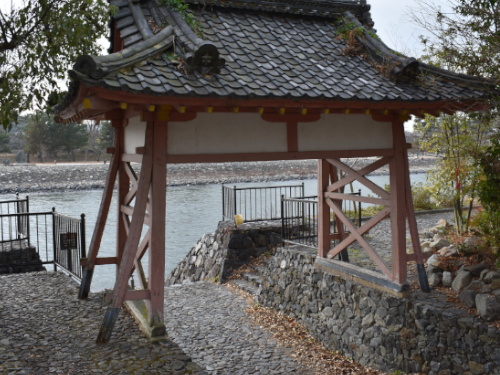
(0, 174), (427, 292)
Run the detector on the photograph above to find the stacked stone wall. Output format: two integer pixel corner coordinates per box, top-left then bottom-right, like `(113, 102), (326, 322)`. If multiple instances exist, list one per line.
(166, 221), (281, 286)
(0, 246), (46, 274)
(257, 246), (500, 374)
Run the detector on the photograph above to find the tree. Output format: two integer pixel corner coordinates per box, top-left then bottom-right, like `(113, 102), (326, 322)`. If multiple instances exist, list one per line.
(414, 113), (490, 234)
(0, 0), (112, 128)
(476, 137), (500, 264)
(46, 121), (88, 161)
(84, 120), (112, 161)
(410, 0), (499, 80)
(98, 121), (113, 150)
(410, 1), (499, 233)
(22, 113), (50, 162)
(0, 129), (10, 152)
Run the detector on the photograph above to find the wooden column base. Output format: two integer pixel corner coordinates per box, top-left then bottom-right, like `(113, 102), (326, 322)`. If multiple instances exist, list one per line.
(125, 300), (167, 341)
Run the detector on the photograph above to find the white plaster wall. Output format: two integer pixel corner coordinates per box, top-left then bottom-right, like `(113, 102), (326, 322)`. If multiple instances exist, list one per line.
(124, 113), (392, 155)
(124, 116), (146, 154)
(298, 115), (392, 151)
(167, 113), (288, 155)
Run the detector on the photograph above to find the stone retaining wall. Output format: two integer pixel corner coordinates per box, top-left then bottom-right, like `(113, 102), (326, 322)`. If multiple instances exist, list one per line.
(168, 222), (500, 374)
(257, 246), (500, 374)
(166, 221), (281, 285)
(0, 246), (46, 274)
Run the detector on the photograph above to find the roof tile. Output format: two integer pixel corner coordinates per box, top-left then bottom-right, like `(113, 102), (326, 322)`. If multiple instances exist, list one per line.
(77, 1), (495, 106)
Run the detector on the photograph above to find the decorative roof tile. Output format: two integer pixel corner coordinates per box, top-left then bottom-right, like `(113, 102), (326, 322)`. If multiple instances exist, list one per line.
(56, 0), (497, 119)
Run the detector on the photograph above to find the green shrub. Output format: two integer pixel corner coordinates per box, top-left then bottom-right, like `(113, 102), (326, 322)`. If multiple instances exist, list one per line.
(475, 138), (500, 267)
(411, 182), (439, 211)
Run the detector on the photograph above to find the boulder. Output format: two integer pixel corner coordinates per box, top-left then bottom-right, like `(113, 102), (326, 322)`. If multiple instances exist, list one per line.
(452, 269), (473, 292)
(481, 270), (500, 284)
(427, 264), (443, 274)
(420, 241), (431, 249)
(427, 254), (442, 268)
(459, 280), (484, 308)
(428, 272), (442, 288)
(429, 238), (451, 251)
(463, 262), (490, 277)
(463, 236), (481, 248)
(475, 294), (500, 321)
(442, 271), (453, 287)
(438, 245), (458, 257)
(421, 230), (435, 239)
(435, 219), (451, 229)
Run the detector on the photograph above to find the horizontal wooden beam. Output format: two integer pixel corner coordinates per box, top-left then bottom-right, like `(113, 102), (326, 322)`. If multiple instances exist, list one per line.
(89, 86), (486, 113)
(122, 153), (143, 163)
(325, 192), (390, 206)
(121, 205), (151, 225)
(261, 113), (321, 123)
(165, 149), (395, 163)
(81, 256), (118, 266)
(124, 289), (151, 301)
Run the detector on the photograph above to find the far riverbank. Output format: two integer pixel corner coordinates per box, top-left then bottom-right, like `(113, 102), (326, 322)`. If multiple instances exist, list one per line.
(0, 154), (438, 194)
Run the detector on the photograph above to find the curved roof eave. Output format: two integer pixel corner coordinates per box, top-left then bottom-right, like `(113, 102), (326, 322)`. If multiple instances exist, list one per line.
(342, 12), (497, 91)
(54, 0), (497, 123)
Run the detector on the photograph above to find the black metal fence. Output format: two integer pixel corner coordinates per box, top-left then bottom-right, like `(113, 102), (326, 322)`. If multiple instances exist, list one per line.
(53, 212), (86, 279)
(222, 183), (305, 222)
(0, 193), (29, 241)
(0, 195), (86, 280)
(281, 196), (319, 247)
(281, 191), (362, 248)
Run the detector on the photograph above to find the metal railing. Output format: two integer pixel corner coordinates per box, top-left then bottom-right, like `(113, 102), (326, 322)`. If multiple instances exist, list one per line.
(281, 191), (362, 248)
(281, 196), (319, 247)
(0, 193), (29, 240)
(0, 195), (86, 280)
(222, 183), (305, 222)
(53, 212), (86, 280)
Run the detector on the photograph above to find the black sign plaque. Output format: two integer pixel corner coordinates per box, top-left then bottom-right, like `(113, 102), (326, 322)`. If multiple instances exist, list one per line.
(60, 233), (78, 250)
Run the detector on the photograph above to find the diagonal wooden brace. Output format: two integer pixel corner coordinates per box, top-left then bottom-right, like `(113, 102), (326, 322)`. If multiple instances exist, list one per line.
(326, 199), (392, 277)
(97, 123), (155, 344)
(79, 148), (120, 300)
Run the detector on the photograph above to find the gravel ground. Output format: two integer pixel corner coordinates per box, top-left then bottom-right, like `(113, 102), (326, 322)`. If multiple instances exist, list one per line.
(0, 272), (206, 375)
(0, 154), (438, 194)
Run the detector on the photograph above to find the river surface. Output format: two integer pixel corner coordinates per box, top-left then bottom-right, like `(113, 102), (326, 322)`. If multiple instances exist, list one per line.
(0, 174), (427, 292)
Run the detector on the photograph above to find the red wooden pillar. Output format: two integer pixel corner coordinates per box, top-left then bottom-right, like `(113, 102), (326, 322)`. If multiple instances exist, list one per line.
(148, 116), (168, 333)
(318, 159), (330, 257)
(389, 119), (408, 284)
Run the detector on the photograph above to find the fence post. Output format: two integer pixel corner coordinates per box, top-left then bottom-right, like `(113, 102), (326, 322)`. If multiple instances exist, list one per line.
(358, 189), (362, 227)
(80, 213), (86, 259)
(16, 193), (21, 239)
(52, 208), (57, 272)
(222, 185), (225, 220)
(26, 201), (31, 248)
(80, 214), (86, 278)
(233, 185), (237, 219)
(281, 194), (285, 246)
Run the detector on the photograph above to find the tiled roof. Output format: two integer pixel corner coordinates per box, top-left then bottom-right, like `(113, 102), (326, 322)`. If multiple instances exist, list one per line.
(59, 0), (496, 114)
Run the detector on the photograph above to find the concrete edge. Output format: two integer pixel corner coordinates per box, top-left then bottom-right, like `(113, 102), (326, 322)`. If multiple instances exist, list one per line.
(124, 300), (167, 342)
(314, 257), (411, 298)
